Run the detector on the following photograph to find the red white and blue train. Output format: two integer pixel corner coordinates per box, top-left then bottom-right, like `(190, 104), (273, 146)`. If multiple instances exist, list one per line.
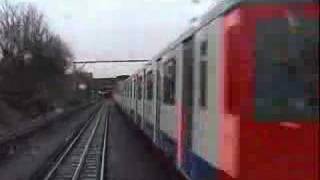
(113, 0), (319, 179)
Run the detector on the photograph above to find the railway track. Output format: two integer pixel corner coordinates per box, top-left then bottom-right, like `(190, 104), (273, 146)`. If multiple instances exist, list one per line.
(41, 103), (109, 180)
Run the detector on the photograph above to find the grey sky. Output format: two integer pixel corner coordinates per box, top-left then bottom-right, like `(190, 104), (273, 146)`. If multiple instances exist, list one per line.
(5, 0), (215, 78)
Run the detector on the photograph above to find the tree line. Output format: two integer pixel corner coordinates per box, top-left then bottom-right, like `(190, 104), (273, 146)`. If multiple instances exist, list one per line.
(0, 1), (91, 117)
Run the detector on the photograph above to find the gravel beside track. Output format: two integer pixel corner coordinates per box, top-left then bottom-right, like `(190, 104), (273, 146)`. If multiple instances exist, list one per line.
(0, 102), (102, 180)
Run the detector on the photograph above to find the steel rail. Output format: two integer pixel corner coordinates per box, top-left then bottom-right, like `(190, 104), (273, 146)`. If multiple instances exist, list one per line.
(43, 104), (104, 180)
(99, 106), (110, 180)
(71, 105), (105, 180)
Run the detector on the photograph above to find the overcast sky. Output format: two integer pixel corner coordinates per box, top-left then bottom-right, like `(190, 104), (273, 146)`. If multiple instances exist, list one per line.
(4, 0), (215, 78)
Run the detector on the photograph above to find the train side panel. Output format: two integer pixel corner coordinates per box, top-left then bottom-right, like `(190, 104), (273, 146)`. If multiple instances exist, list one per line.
(143, 65), (156, 140)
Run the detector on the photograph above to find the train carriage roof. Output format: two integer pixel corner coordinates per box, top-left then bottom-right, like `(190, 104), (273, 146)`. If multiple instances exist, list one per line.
(152, 0), (318, 62)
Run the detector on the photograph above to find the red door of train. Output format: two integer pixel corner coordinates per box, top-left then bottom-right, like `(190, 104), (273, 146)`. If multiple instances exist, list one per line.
(222, 2), (319, 180)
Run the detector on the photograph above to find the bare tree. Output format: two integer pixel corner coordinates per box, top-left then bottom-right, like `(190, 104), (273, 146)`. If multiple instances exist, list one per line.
(0, 0), (74, 116)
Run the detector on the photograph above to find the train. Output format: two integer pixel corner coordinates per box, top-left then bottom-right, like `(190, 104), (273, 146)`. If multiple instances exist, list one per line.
(113, 0), (319, 179)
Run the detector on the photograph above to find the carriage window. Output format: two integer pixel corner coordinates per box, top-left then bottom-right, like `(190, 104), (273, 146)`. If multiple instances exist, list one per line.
(200, 40), (208, 107)
(146, 71), (153, 100)
(255, 19), (319, 121)
(200, 40), (208, 56)
(163, 58), (176, 105)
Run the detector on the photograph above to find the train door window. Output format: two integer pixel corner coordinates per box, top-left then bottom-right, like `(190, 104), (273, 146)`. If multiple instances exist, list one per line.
(127, 84), (129, 97)
(131, 81), (133, 98)
(122, 85), (124, 97)
(144, 73), (147, 99)
(200, 40), (208, 107)
(133, 80), (136, 99)
(146, 71), (153, 100)
(255, 18), (319, 121)
(127, 83), (129, 97)
(137, 76), (142, 100)
(163, 58), (176, 105)
(129, 83), (131, 98)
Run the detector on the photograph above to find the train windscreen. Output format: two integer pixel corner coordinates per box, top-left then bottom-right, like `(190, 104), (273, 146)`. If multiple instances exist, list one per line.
(255, 18), (319, 121)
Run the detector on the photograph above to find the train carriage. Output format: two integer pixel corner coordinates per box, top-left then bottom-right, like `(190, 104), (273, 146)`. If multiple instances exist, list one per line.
(113, 0), (319, 180)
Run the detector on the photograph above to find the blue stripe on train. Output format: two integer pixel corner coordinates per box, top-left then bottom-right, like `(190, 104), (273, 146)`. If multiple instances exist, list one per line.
(189, 151), (217, 180)
(181, 150), (217, 180)
(158, 131), (216, 180)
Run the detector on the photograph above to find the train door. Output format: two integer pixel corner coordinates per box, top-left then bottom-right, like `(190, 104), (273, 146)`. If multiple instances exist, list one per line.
(154, 60), (162, 144)
(137, 75), (142, 127)
(130, 80), (133, 115)
(130, 79), (134, 116)
(134, 78), (138, 124)
(181, 36), (195, 176)
(141, 70), (145, 129)
(144, 68), (154, 138)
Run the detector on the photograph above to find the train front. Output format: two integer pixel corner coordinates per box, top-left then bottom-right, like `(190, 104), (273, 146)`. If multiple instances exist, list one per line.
(221, 1), (319, 180)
